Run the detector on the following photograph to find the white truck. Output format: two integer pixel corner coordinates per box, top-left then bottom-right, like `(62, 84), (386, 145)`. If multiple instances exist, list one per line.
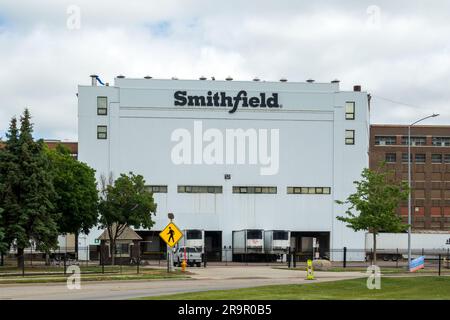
(173, 246), (202, 267)
(365, 232), (450, 261)
(182, 229), (205, 253)
(264, 230), (291, 254)
(232, 229), (264, 254)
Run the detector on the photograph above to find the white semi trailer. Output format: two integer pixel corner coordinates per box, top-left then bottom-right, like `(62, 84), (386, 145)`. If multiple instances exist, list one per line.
(232, 229), (264, 254)
(264, 230), (291, 254)
(181, 229), (205, 253)
(365, 232), (450, 261)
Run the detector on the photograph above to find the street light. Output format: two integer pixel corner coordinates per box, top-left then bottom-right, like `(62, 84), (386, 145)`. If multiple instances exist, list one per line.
(407, 113), (439, 269)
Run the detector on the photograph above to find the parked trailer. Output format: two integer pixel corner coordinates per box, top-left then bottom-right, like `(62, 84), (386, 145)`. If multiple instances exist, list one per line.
(365, 232), (450, 261)
(264, 230), (290, 254)
(232, 229), (264, 254)
(181, 229), (205, 254)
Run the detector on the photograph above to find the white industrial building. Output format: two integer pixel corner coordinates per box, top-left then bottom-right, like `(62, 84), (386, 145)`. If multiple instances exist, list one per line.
(78, 75), (370, 261)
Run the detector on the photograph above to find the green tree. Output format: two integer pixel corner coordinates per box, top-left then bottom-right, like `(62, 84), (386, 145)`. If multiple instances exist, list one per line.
(0, 208), (7, 265)
(47, 144), (98, 256)
(336, 164), (409, 264)
(0, 109), (59, 267)
(98, 172), (156, 265)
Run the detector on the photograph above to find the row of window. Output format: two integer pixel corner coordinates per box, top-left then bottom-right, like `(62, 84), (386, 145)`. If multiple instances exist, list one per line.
(385, 153), (450, 163)
(287, 187), (331, 194)
(146, 185), (332, 195)
(375, 135), (450, 146)
(233, 186), (277, 194)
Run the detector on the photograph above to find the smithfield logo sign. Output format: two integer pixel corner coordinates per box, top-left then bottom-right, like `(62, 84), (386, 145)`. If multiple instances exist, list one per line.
(174, 90), (280, 113)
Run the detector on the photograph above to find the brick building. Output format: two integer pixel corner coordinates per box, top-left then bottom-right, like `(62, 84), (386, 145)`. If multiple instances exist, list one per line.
(370, 125), (450, 230)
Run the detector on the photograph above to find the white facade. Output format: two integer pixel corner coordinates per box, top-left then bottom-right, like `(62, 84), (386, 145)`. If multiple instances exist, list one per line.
(78, 77), (370, 260)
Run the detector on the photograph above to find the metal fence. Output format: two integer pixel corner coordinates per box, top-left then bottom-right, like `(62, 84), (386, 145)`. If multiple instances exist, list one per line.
(1, 245), (449, 277)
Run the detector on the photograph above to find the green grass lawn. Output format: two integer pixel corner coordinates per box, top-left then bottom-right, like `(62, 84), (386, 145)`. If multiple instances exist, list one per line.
(0, 266), (189, 284)
(139, 276), (450, 300)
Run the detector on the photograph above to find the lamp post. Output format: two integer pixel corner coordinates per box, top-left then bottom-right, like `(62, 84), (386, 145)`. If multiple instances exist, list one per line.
(407, 114), (439, 269)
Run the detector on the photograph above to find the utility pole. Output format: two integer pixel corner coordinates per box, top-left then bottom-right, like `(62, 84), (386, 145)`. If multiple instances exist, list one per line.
(407, 114), (439, 269)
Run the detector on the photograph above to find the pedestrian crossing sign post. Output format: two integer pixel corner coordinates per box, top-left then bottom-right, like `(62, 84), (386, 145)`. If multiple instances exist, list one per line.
(159, 222), (183, 247)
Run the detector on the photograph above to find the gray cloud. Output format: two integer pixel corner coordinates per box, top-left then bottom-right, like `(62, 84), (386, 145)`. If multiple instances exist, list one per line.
(0, 0), (449, 140)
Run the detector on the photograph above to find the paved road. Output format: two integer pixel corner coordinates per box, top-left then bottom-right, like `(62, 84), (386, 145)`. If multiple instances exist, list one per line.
(0, 267), (365, 300)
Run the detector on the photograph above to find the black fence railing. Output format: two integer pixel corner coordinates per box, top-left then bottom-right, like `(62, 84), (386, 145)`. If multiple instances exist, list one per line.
(1, 245), (449, 277)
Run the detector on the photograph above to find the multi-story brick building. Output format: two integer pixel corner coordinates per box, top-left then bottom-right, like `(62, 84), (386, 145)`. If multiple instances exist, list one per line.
(370, 125), (450, 231)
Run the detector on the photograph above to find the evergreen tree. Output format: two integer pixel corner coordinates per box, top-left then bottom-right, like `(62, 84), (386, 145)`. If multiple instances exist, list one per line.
(0, 109), (59, 267)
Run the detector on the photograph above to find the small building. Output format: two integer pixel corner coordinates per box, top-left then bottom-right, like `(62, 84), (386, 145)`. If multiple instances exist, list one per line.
(97, 226), (142, 264)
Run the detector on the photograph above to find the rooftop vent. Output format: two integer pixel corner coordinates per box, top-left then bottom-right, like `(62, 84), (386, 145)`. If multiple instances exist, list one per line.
(253, 77), (260, 81)
(225, 76), (233, 81)
(331, 79), (340, 83)
(353, 85), (361, 92)
(116, 75), (125, 79)
(199, 76), (207, 80)
(306, 79), (315, 83)
(90, 75), (98, 86)
(172, 77), (178, 80)
(280, 78), (287, 82)
(211, 76), (215, 81)
(144, 76), (152, 79)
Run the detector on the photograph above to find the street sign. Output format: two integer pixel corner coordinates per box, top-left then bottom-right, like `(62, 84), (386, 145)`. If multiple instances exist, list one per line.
(159, 222), (183, 247)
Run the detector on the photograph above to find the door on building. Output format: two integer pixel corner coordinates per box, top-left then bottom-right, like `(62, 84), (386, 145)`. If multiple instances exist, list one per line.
(205, 231), (222, 261)
(290, 231), (330, 261)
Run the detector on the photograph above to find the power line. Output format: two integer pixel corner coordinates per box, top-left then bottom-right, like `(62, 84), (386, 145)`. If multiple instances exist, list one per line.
(371, 94), (422, 109)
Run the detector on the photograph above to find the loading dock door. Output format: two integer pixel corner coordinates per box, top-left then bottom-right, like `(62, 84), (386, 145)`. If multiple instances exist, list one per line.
(205, 231), (222, 261)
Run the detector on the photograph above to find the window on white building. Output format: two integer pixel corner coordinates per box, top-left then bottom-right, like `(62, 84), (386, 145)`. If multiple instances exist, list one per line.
(345, 130), (355, 145)
(97, 96), (108, 115)
(345, 102), (355, 120)
(97, 125), (107, 139)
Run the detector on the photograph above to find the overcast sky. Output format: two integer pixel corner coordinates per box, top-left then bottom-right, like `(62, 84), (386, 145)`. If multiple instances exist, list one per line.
(0, 0), (449, 140)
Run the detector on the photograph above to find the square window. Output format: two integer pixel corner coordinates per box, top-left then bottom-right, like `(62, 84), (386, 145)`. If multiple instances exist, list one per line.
(255, 187), (262, 193)
(294, 187), (301, 194)
(269, 187), (277, 194)
(375, 136), (396, 145)
(177, 186), (185, 193)
(432, 154), (442, 163)
(385, 153), (397, 163)
(97, 125), (107, 139)
(308, 187), (315, 194)
(315, 187), (323, 194)
(97, 97), (108, 115)
(287, 187), (294, 194)
(240, 187), (247, 193)
(323, 187), (331, 194)
(402, 153), (412, 163)
(345, 130), (355, 145)
(345, 102), (355, 120)
(415, 154), (426, 163)
(444, 154), (450, 163)
(301, 187), (309, 194)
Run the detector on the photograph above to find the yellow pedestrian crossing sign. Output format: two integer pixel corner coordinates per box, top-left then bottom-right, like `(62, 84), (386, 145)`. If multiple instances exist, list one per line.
(159, 222), (183, 247)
